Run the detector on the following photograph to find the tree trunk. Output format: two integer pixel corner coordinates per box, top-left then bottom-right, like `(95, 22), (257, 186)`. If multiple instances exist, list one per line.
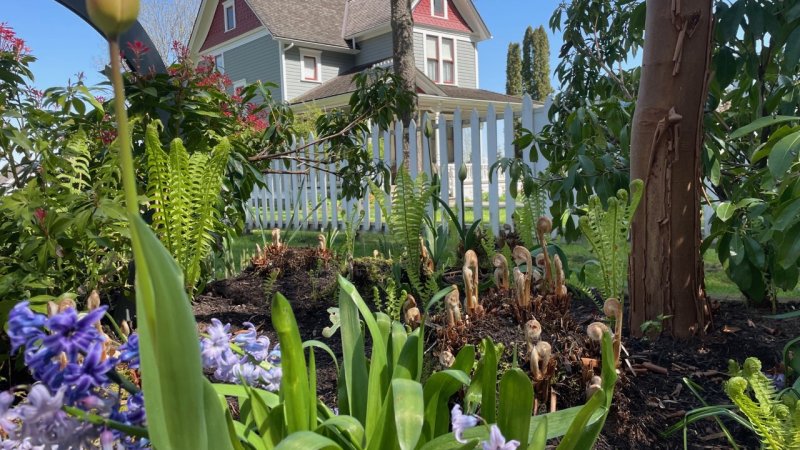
(391, 0), (417, 170)
(629, 0), (713, 338)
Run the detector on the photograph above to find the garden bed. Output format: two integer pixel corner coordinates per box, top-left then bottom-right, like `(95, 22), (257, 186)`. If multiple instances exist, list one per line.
(194, 250), (800, 449)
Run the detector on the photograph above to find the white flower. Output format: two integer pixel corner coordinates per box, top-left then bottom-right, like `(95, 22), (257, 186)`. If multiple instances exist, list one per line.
(451, 404), (479, 443)
(482, 424), (520, 450)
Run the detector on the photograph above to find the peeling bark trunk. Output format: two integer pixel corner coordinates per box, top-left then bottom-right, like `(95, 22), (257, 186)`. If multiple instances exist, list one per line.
(391, 0), (417, 170)
(629, 0), (713, 339)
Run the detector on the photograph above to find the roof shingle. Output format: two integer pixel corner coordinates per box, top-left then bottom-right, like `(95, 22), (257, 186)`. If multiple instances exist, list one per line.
(246, 0), (350, 48)
(343, 0), (390, 38)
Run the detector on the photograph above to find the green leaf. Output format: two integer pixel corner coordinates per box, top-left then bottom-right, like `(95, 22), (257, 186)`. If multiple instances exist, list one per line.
(715, 202), (737, 222)
(777, 222), (800, 269)
(338, 276), (389, 441)
(527, 417), (547, 450)
(315, 416), (365, 448)
(274, 432), (341, 450)
(480, 338), (498, 423)
(772, 198), (800, 231)
(129, 216), (213, 450)
(729, 116), (799, 139)
(338, 276), (369, 423)
(203, 379), (240, 450)
(392, 379), (425, 450)
(272, 293), (311, 433)
(498, 368), (533, 446)
(784, 26), (800, 69)
(421, 369), (471, 442)
(768, 130), (800, 180)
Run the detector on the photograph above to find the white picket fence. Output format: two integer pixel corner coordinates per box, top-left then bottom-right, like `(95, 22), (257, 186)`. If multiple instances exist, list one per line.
(245, 94), (551, 236)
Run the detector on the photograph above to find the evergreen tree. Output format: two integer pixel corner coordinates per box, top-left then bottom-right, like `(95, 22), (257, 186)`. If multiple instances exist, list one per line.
(505, 43), (522, 96)
(521, 26), (534, 95)
(531, 26), (553, 101)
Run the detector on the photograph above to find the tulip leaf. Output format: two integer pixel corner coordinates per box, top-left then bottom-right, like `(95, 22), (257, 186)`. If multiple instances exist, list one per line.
(130, 216), (210, 450)
(393, 379), (425, 450)
(274, 431), (342, 450)
(498, 368), (533, 446)
(272, 292), (311, 433)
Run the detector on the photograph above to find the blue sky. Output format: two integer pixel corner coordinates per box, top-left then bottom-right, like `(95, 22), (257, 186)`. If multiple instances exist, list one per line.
(1, 0), (564, 93)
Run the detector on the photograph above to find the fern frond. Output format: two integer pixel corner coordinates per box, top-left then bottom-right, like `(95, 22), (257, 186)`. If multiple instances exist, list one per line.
(390, 169), (432, 299)
(56, 133), (92, 194)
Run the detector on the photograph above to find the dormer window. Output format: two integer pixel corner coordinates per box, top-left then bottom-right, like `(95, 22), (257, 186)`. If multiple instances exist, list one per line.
(425, 34), (456, 85)
(223, 0), (236, 32)
(300, 49), (322, 82)
(432, 0), (447, 18)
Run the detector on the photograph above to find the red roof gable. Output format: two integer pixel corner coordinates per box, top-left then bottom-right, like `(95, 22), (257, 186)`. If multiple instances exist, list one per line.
(413, 0), (472, 34)
(200, 0), (263, 52)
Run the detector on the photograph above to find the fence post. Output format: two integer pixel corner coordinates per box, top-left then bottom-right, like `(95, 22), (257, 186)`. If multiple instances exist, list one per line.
(309, 135), (319, 230)
(521, 94), (534, 172)
(383, 128), (392, 225)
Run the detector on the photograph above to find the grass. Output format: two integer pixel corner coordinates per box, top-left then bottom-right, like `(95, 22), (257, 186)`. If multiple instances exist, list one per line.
(227, 228), (800, 302)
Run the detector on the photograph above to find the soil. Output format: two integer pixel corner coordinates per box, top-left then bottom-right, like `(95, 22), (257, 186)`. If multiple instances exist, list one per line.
(193, 247), (800, 450)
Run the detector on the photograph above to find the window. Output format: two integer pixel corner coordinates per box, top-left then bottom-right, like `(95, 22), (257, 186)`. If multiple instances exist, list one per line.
(300, 49), (322, 82)
(426, 35), (439, 82)
(425, 34), (457, 85)
(441, 38), (454, 84)
(214, 54), (224, 72)
(432, 0), (446, 18)
(224, 1), (236, 32)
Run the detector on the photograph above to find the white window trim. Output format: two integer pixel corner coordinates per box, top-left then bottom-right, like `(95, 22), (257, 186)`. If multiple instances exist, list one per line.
(233, 79), (247, 90)
(431, 0), (448, 19)
(300, 48), (323, 83)
(214, 52), (225, 73)
(422, 32), (458, 86)
(223, 0), (236, 32)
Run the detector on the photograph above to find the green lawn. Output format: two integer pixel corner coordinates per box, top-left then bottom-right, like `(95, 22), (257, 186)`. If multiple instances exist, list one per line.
(228, 229), (800, 301)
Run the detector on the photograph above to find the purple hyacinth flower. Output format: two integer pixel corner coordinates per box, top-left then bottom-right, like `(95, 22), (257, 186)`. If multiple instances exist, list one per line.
(16, 384), (73, 445)
(233, 322), (271, 361)
(267, 344), (281, 365)
(262, 367), (282, 392)
(43, 306), (107, 359)
(118, 333), (140, 369)
(0, 391), (18, 436)
(451, 404), (479, 443)
(481, 424), (520, 450)
(7, 301), (46, 352)
(200, 318), (231, 367)
(63, 342), (115, 398)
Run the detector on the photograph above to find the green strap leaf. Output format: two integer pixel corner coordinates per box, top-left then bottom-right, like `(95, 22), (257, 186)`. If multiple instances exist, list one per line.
(392, 379), (425, 450)
(274, 431), (342, 450)
(498, 368), (533, 446)
(730, 116), (799, 139)
(768, 130), (800, 180)
(272, 293), (311, 433)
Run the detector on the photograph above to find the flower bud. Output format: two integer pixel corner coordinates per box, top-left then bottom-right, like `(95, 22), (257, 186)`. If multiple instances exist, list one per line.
(458, 163), (468, 182)
(86, 0), (140, 39)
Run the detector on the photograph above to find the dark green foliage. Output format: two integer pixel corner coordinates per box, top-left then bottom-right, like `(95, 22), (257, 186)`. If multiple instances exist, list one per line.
(505, 42), (523, 96)
(531, 26), (553, 101)
(521, 26), (535, 95)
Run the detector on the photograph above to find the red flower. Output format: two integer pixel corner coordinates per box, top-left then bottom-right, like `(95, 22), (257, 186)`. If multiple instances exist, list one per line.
(0, 23), (30, 59)
(127, 40), (150, 57)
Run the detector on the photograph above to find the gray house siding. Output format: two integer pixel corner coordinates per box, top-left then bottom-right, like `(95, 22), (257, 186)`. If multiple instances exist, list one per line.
(222, 35), (282, 101)
(355, 33), (393, 66)
(456, 40), (476, 89)
(284, 47), (355, 101)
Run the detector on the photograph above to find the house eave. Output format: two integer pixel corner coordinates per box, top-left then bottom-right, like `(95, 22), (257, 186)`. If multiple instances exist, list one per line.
(275, 37), (359, 54)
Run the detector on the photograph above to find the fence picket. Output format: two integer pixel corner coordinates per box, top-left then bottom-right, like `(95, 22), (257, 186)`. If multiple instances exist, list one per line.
(503, 104), (515, 226)
(453, 107), (463, 227)
(383, 129), (392, 223)
(487, 104), (499, 235)
(309, 137), (319, 230)
(438, 113), (448, 225)
(470, 109), (482, 224)
(246, 100), (549, 234)
(372, 125), (382, 231)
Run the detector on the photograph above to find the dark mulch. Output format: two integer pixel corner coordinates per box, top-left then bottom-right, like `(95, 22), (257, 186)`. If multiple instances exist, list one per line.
(193, 249), (800, 450)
